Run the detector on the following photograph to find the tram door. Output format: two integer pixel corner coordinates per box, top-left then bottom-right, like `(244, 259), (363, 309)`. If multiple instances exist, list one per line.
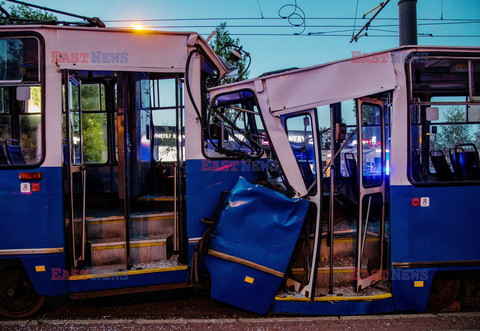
(65, 74), (87, 267)
(354, 97), (387, 291)
(64, 70), (184, 272)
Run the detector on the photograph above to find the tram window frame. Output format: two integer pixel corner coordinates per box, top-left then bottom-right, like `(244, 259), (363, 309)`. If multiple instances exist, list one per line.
(319, 100), (359, 179)
(0, 34), (45, 169)
(204, 89), (265, 160)
(360, 102), (385, 188)
(149, 75), (184, 163)
(407, 54), (480, 185)
(62, 72), (118, 167)
(80, 81), (109, 165)
(284, 112), (317, 195)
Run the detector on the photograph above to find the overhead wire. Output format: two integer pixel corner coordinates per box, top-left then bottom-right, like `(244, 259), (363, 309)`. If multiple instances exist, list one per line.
(103, 17), (480, 22)
(352, 0), (360, 38)
(108, 21), (480, 29)
(256, 0), (264, 19)
(351, 0), (391, 42)
(277, 0), (307, 35)
(102, 6), (480, 40)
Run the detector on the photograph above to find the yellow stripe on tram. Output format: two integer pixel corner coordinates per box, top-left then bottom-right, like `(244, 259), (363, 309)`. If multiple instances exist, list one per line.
(274, 293), (392, 302)
(91, 241), (167, 250)
(69, 266), (188, 281)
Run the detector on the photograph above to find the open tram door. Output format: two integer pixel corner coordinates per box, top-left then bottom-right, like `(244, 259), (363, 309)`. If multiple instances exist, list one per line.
(63, 70), (183, 274)
(354, 97), (387, 291)
(64, 73), (87, 267)
(282, 96), (388, 298)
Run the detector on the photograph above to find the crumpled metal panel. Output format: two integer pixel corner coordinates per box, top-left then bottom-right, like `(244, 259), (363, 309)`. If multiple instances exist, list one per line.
(204, 177), (309, 314)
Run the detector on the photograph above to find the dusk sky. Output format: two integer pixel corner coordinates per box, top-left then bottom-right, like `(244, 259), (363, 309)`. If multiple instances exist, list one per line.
(9, 0), (480, 77)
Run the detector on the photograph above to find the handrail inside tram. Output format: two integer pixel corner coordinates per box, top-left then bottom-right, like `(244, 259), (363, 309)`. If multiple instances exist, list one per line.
(322, 128), (358, 175)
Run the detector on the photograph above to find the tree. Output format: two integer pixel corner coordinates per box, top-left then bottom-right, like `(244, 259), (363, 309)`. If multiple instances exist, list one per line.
(210, 22), (250, 83)
(434, 106), (473, 152)
(80, 84), (107, 163)
(0, 2), (57, 24)
(1, 2), (107, 164)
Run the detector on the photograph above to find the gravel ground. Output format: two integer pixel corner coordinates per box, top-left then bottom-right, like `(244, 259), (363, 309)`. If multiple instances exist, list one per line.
(0, 313), (479, 330)
(0, 288), (479, 330)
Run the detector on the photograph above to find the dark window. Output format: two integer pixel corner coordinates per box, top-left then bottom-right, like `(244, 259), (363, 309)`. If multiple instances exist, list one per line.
(285, 113), (317, 193)
(206, 90), (264, 158)
(0, 38), (39, 82)
(408, 56), (480, 184)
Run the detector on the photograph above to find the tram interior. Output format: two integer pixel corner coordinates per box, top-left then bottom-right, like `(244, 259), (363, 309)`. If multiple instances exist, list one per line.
(410, 58), (480, 183)
(284, 96), (390, 297)
(208, 90), (391, 298)
(64, 70), (183, 273)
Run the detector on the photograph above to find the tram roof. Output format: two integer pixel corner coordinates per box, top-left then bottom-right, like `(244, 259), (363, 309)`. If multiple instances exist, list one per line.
(209, 45), (480, 91)
(0, 24), (227, 76)
(208, 45), (480, 114)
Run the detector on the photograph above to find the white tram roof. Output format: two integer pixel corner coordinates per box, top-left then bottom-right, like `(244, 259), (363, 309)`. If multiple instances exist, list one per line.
(209, 45), (480, 115)
(0, 25), (226, 75)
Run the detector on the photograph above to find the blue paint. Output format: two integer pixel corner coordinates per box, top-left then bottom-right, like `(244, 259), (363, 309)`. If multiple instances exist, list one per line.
(68, 268), (189, 293)
(273, 297), (393, 315)
(389, 184), (480, 311)
(185, 159), (261, 242)
(0, 167), (64, 250)
(0, 167), (67, 296)
(391, 268), (436, 312)
(390, 185), (480, 264)
(204, 177), (309, 314)
(20, 254), (68, 295)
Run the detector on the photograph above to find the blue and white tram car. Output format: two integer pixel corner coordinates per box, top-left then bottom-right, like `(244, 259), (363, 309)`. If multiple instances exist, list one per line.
(0, 23), (479, 317)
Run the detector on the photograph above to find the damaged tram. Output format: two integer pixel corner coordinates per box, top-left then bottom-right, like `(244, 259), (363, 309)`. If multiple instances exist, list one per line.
(204, 46), (480, 314)
(0, 22), (479, 317)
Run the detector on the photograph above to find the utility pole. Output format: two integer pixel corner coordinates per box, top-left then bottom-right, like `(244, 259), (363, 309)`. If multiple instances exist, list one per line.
(398, 0), (417, 46)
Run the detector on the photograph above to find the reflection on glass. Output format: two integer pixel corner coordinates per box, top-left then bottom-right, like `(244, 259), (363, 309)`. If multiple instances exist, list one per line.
(206, 90), (264, 158)
(286, 114), (317, 193)
(81, 84), (105, 111)
(0, 86), (42, 166)
(361, 103), (383, 187)
(0, 38), (39, 82)
(359, 192), (383, 280)
(153, 109), (177, 162)
(474, 60), (480, 97)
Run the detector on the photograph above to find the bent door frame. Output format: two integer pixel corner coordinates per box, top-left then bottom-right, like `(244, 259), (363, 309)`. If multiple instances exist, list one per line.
(355, 97), (387, 291)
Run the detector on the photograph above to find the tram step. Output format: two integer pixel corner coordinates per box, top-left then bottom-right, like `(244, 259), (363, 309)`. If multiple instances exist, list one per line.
(135, 195), (175, 211)
(74, 212), (174, 240)
(130, 212), (174, 238)
(290, 255), (377, 288)
(88, 234), (173, 267)
(290, 266), (357, 288)
(290, 235), (380, 266)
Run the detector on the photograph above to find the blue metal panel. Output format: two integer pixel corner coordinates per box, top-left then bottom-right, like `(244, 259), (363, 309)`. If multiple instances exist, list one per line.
(0, 167), (67, 296)
(391, 268), (436, 312)
(390, 184), (480, 311)
(390, 185), (480, 264)
(206, 259), (280, 314)
(204, 177), (309, 314)
(68, 269), (189, 293)
(185, 159), (261, 243)
(273, 298), (393, 315)
(20, 254), (68, 295)
(0, 167), (65, 250)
